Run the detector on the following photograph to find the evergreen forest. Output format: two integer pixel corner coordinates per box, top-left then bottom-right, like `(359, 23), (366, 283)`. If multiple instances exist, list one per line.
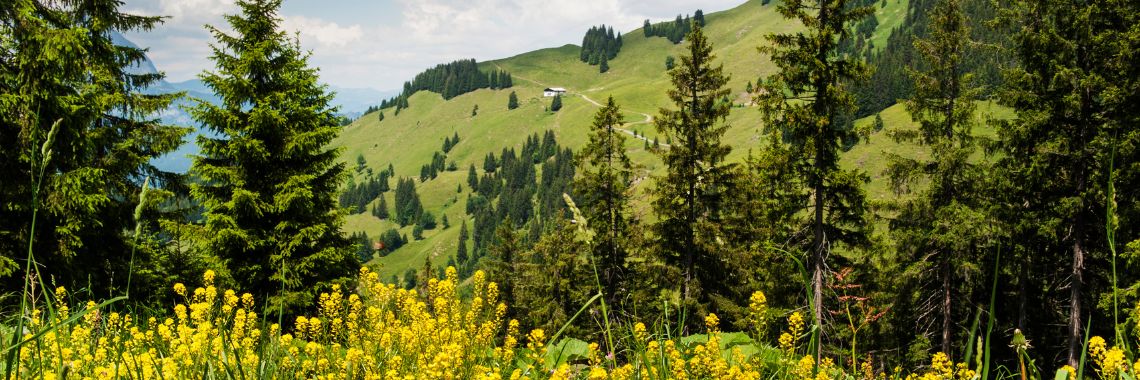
(1, 0), (1139, 378)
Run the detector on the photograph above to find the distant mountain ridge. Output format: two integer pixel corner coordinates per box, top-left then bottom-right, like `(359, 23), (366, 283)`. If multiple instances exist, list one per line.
(109, 31), (393, 172)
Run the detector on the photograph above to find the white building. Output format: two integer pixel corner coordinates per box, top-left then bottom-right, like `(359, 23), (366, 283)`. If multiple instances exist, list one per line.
(543, 87), (567, 97)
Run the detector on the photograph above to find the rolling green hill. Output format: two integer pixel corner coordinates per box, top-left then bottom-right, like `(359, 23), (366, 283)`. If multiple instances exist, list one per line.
(332, 0), (1005, 279)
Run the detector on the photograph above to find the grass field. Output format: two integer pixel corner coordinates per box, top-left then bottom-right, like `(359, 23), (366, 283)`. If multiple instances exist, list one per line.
(330, 0), (1011, 279)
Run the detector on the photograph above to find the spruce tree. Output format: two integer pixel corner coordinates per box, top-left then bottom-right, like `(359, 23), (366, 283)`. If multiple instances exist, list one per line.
(599, 55), (610, 73)
(457, 220), (470, 263)
(508, 91), (519, 110)
(995, 0), (1139, 365)
(755, 0), (874, 356)
(374, 194), (390, 220)
(887, 0), (990, 357)
(190, 0), (356, 315)
(651, 22), (735, 324)
(575, 96), (634, 309)
(0, 0), (189, 297)
(550, 95), (563, 112)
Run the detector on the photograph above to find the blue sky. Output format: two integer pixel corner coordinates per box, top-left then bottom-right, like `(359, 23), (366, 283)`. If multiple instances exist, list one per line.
(123, 0), (745, 91)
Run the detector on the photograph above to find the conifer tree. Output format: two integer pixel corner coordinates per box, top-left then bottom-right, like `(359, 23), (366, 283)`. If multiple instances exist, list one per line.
(0, 0), (189, 297)
(576, 96), (634, 307)
(373, 194), (390, 220)
(457, 220), (470, 263)
(755, 0), (874, 355)
(995, 0), (1139, 365)
(550, 95), (563, 112)
(599, 55), (610, 73)
(190, 0), (356, 315)
(468, 164), (479, 188)
(508, 91), (519, 110)
(651, 22), (735, 322)
(887, 0), (990, 357)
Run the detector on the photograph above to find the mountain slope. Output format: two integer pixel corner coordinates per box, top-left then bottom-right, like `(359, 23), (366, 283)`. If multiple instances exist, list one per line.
(334, 0), (1003, 279)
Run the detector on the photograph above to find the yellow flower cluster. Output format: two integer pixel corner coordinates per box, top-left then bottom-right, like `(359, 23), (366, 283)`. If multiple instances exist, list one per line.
(748, 291), (768, 336)
(10, 267), (794, 379)
(903, 352), (975, 380)
(1089, 336), (1129, 380)
(779, 311), (805, 353)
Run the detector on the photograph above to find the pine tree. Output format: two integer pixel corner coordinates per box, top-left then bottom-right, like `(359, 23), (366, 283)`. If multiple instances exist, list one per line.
(508, 91), (519, 110)
(190, 0), (356, 315)
(576, 96), (634, 309)
(550, 95), (563, 112)
(378, 111), (385, 121)
(755, 0), (874, 356)
(374, 194), (390, 219)
(994, 0), (1139, 365)
(887, 0), (991, 357)
(468, 164), (479, 188)
(457, 220), (470, 263)
(599, 55), (610, 73)
(651, 22), (735, 324)
(0, 0), (190, 298)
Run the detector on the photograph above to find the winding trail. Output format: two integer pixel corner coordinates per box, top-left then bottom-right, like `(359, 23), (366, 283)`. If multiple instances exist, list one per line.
(492, 62), (668, 147)
(576, 93), (669, 148)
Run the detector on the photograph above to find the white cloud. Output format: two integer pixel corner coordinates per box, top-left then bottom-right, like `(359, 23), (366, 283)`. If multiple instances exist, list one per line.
(283, 16), (363, 48)
(123, 0), (747, 91)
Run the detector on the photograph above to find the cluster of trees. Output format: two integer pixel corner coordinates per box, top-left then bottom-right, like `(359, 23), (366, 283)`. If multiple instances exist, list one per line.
(473, 1), (1140, 370)
(339, 160), (392, 213)
(849, 0), (1008, 118)
(419, 152), (451, 181)
(642, 10), (705, 44)
(458, 131), (573, 279)
(379, 59), (514, 112)
(350, 231), (375, 262)
(417, 133), (461, 181)
(579, 25), (623, 73)
(338, 175), (389, 213)
(0, 0), (368, 317)
(392, 177), (425, 227)
(0, 0), (191, 302)
(442, 132), (461, 153)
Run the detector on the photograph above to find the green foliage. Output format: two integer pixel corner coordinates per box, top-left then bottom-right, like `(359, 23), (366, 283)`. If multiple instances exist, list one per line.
(851, 0), (1009, 118)
(550, 95), (563, 112)
(340, 173), (389, 213)
(508, 91), (519, 110)
(393, 177), (424, 226)
(580, 25), (623, 66)
(756, 0), (875, 354)
(643, 10), (705, 44)
(380, 59), (512, 110)
(993, 0), (1140, 365)
(0, 0), (190, 302)
(665, 55), (675, 70)
(372, 194), (390, 220)
(189, 0), (357, 316)
(651, 22), (736, 323)
(575, 97), (634, 309)
(886, 0), (992, 355)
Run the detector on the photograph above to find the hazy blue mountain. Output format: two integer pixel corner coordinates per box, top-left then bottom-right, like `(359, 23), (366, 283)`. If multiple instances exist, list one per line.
(109, 31), (389, 173)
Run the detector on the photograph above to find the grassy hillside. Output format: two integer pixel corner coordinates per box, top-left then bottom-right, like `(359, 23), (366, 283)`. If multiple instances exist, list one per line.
(331, 0), (1003, 279)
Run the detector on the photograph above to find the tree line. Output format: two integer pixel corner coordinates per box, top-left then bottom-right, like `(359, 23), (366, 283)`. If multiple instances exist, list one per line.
(642, 10), (705, 44)
(470, 3), (1140, 371)
(378, 59), (513, 113)
(579, 25), (623, 73)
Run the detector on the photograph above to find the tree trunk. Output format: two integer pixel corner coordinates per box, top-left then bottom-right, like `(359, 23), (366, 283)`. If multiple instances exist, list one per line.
(942, 255), (952, 356)
(1068, 237), (1085, 367)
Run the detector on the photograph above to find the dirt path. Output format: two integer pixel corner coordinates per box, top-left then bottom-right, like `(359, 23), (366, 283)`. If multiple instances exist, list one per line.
(577, 93), (668, 148)
(493, 63), (667, 147)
